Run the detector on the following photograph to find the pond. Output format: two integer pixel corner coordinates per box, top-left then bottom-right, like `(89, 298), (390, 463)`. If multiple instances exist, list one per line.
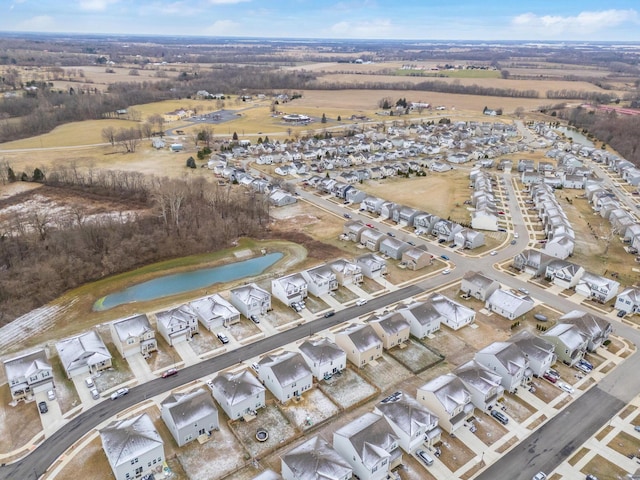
(93, 252), (283, 311)
(555, 126), (595, 147)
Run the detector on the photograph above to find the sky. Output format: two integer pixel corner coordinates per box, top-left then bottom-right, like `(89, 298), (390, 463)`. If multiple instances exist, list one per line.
(2, 0), (640, 42)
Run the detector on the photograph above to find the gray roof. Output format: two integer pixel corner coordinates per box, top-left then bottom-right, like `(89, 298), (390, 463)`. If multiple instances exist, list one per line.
(282, 436), (352, 480)
(337, 323), (382, 352)
(56, 330), (112, 373)
(370, 312), (410, 335)
(560, 310), (611, 340)
(190, 294), (239, 322)
(100, 413), (163, 468)
(544, 323), (589, 349)
(486, 289), (534, 314)
(402, 246), (430, 261)
(252, 471), (283, 480)
(619, 287), (640, 304)
(477, 342), (527, 375)
(161, 388), (217, 430)
(231, 283), (270, 303)
(111, 314), (153, 342)
(463, 271), (496, 290)
(454, 360), (502, 395)
(299, 337), (345, 366)
(376, 394), (438, 437)
(334, 412), (398, 469)
(356, 253), (386, 268)
(420, 374), (470, 414)
(258, 351), (312, 386)
(156, 304), (198, 330)
(211, 370), (265, 406)
(508, 331), (555, 362)
(401, 301), (443, 326)
(3, 349), (51, 381)
(429, 293), (475, 323)
(329, 258), (361, 275)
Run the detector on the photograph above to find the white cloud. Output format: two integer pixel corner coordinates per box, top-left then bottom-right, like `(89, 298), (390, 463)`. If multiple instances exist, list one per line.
(77, 0), (120, 12)
(512, 9), (638, 35)
(330, 19), (393, 38)
(16, 15), (55, 31)
(205, 19), (241, 35)
(208, 0), (250, 4)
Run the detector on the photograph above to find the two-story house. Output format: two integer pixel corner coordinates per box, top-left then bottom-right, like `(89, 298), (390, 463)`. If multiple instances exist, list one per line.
(329, 258), (363, 286)
(484, 289), (535, 320)
(56, 330), (112, 379)
(299, 337), (346, 381)
(401, 247), (432, 271)
(190, 293), (241, 330)
(271, 274), (308, 307)
(281, 436), (352, 480)
(543, 323), (589, 366)
(574, 272), (620, 303)
(301, 265), (339, 297)
(356, 254), (388, 279)
(461, 271), (500, 301)
(475, 342), (531, 393)
(161, 388), (218, 447)
(230, 283), (271, 318)
(417, 374), (474, 434)
(334, 323), (383, 368)
(110, 314), (157, 359)
(507, 331), (556, 377)
(209, 369), (266, 420)
(398, 301), (442, 339)
(428, 293), (476, 330)
(454, 360), (504, 412)
(3, 349), (54, 401)
(155, 305), (199, 346)
(615, 287), (640, 315)
(368, 312), (410, 350)
(257, 351), (313, 404)
(560, 310), (612, 352)
(100, 413), (164, 480)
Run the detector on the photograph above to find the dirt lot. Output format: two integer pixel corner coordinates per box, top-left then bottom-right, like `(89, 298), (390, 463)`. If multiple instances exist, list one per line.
(318, 367), (378, 410)
(0, 384), (43, 456)
(386, 338), (444, 374)
(279, 388), (340, 431)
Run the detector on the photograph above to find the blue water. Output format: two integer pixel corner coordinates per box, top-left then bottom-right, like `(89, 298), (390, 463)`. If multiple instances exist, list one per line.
(555, 126), (595, 147)
(94, 252), (282, 311)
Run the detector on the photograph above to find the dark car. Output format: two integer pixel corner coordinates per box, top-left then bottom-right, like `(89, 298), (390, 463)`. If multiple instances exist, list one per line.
(510, 240), (517, 245)
(440, 255), (450, 260)
(617, 310), (626, 318)
(407, 241), (416, 246)
(386, 232), (395, 237)
(162, 368), (178, 378)
(38, 401), (48, 414)
(491, 409), (509, 425)
(324, 310), (335, 318)
(250, 315), (260, 324)
(343, 213), (351, 219)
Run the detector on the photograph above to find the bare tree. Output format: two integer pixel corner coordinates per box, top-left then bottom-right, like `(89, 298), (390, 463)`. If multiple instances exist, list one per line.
(101, 126), (116, 146)
(115, 127), (142, 153)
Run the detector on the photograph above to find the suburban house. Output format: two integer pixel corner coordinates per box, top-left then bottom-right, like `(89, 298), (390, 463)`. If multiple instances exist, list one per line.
(374, 393), (441, 452)
(454, 228), (485, 249)
(543, 323), (589, 366)
(334, 323), (383, 368)
(379, 238), (410, 260)
(268, 189), (298, 207)
(329, 258), (363, 286)
(190, 293), (241, 330)
(100, 413), (164, 480)
(544, 234), (575, 259)
(281, 435), (352, 480)
(560, 310), (612, 351)
(56, 330), (113, 379)
(343, 220), (367, 243)
(360, 228), (386, 251)
(155, 305), (199, 346)
(298, 337), (346, 381)
(368, 312), (411, 350)
(507, 331), (556, 377)
(398, 301), (442, 339)
(475, 342), (531, 393)
(301, 265), (339, 297)
(417, 374), (474, 434)
(161, 388), (218, 447)
(513, 249), (554, 277)
(356, 253), (388, 279)
(401, 246), (432, 270)
(485, 289), (535, 320)
(109, 314), (157, 359)
(454, 360), (505, 412)
(271, 273), (308, 307)
(257, 351), (313, 403)
(574, 272), (620, 303)
(545, 260), (585, 289)
(471, 209), (498, 231)
(615, 287), (640, 314)
(4, 349), (54, 402)
(230, 283), (272, 318)
(428, 293), (476, 330)
(460, 271), (500, 301)
(333, 412), (402, 480)
(209, 369), (266, 420)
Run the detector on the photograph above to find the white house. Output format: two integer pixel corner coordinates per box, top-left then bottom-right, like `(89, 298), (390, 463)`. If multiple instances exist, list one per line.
(543, 323), (589, 366)
(3, 349), (54, 401)
(461, 271), (500, 301)
(209, 369), (266, 420)
(368, 312), (411, 350)
(155, 304), (199, 346)
(190, 293), (241, 330)
(335, 323), (383, 368)
(398, 301), (442, 339)
(298, 337), (346, 381)
(109, 314), (157, 359)
(454, 360), (505, 412)
(428, 293), (476, 330)
(507, 331), (556, 377)
(281, 436), (352, 480)
(615, 287), (640, 314)
(161, 388), (218, 447)
(475, 342), (531, 393)
(417, 374), (474, 434)
(471, 209), (499, 231)
(271, 273), (308, 307)
(374, 393), (441, 452)
(100, 413), (164, 480)
(301, 265), (338, 297)
(355, 253), (387, 279)
(329, 258), (363, 286)
(574, 272), (620, 303)
(484, 289), (535, 320)
(545, 260), (585, 289)
(230, 283), (271, 318)
(333, 412), (401, 480)
(56, 330), (112, 379)
(560, 310), (612, 352)
(257, 351), (313, 404)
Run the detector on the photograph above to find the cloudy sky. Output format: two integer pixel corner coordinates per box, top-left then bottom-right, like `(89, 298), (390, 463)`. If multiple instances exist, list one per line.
(3, 0), (639, 41)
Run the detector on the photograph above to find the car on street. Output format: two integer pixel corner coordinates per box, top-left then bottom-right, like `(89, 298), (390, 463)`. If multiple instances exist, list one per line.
(387, 232), (395, 237)
(110, 388), (129, 400)
(586, 475), (598, 480)
(438, 238), (447, 243)
(532, 473), (547, 480)
(47, 390), (56, 401)
(514, 232), (519, 238)
(416, 449), (434, 466)
(634, 425), (640, 432)
(407, 241), (416, 246)
(498, 228), (507, 232)
(490, 409), (509, 425)
(543, 372), (557, 383)
(355, 299), (368, 306)
(366, 223), (375, 228)
(251, 362), (259, 372)
(38, 401), (48, 414)
(490, 250), (498, 256)
(558, 382), (574, 394)
(343, 213), (351, 219)
(217, 332), (230, 344)
(510, 240), (517, 245)
(518, 288), (530, 295)
(162, 368), (178, 378)
(498, 211), (505, 215)
(440, 255), (450, 260)
(442, 269), (451, 275)
(324, 310), (335, 318)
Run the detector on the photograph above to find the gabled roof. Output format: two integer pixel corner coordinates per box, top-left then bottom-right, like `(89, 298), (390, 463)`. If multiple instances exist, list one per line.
(463, 271), (497, 290)
(3, 349), (51, 381)
(258, 351), (312, 386)
(231, 283), (270, 303)
(336, 323), (382, 352)
(454, 360), (503, 395)
(428, 293), (475, 323)
(477, 342), (528, 375)
(559, 310), (611, 340)
(156, 304), (198, 330)
(400, 301), (443, 326)
(419, 374), (470, 414)
(369, 312), (410, 335)
(211, 370), (265, 406)
(376, 394), (438, 437)
(508, 331), (555, 362)
(334, 412), (398, 469)
(543, 323), (589, 350)
(486, 289), (534, 314)
(56, 330), (112, 373)
(100, 413), (163, 468)
(190, 294), (239, 321)
(282, 436), (352, 480)
(299, 337), (345, 366)
(161, 388), (217, 430)
(112, 314), (153, 342)
(618, 287), (640, 304)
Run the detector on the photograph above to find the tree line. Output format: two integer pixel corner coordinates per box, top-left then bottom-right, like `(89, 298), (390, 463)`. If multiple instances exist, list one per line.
(0, 169), (271, 326)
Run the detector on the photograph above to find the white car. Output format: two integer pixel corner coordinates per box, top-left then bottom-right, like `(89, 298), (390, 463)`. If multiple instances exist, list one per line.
(558, 382), (574, 394)
(514, 232), (519, 238)
(532, 473), (547, 480)
(355, 298), (368, 306)
(490, 250), (498, 256)
(47, 390), (56, 401)
(442, 269), (451, 275)
(110, 388), (129, 400)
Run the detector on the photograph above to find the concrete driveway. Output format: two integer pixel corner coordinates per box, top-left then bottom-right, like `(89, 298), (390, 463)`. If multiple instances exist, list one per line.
(71, 376), (99, 405)
(126, 353), (155, 383)
(173, 340), (201, 366)
(35, 390), (63, 438)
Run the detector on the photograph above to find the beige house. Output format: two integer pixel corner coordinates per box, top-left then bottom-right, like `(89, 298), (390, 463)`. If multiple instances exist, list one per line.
(110, 314), (157, 359)
(401, 246), (432, 270)
(369, 312), (410, 350)
(334, 323), (383, 368)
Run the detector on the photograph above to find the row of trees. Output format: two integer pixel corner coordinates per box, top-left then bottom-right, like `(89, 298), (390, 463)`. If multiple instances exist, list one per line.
(0, 170), (271, 325)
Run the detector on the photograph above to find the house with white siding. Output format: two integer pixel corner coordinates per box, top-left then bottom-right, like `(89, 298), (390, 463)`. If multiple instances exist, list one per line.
(299, 337), (346, 381)
(161, 388), (218, 447)
(209, 369), (266, 420)
(190, 293), (240, 330)
(560, 310), (612, 352)
(454, 360), (504, 412)
(485, 289), (535, 320)
(543, 323), (589, 366)
(356, 253), (387, 279)
(428, 293), (476, 330)
(156, 305), (199, 346)
(230, 283), (271, 318)
(257, 351), (313, 403)
(417, 374), (474, 434)
(368, 312), (410, 350)
(281, 436), (352, 480)
(110, 314), (157, 359)
(574, 272), (619, 303)
(475, 342), (531, 393)
(461, 271), (500, 301)
(398, 301), (442, 339)
(301, 265), (338, 297)
(615, 287), (640, 315)
(56, 330), (112, 379)
(329, 258), (363, 286)
(507, 331), (556, 377)
(271, 273), (308, 307)
(4, 349), (54, 401)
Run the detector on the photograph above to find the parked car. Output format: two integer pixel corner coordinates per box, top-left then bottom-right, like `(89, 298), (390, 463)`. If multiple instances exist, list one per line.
(438, 238), (447, 244)
(634, 425), (640, 432)
(490, 409), (509, 425)
(514, 232), (519, 238)
(323, 310), (335, 318)
(250, 315), (260, 324)
(407, 241), (416, 246)
(510, 240), (517, 245)
(442, 269), (451, 275)
(355, 299), (368, 306)
(217, 332), (230, 344)
(617, 310), (626, 318)
(365, 223), (375, 228)
(416, 449), (434, 466)
(84, 377), (95, 389)
(90, 388), (100, 400)
(110, 388), (129, 400)
(386, 232), (395, 237)
(532, 473), (547, 480)
(162, 368), (178, 378)
(558, 382), (574, 394)
(543, 372), (558, 383)
(251, 362), (260, 372)
(440, 255), (450, 260)
(47, 390), (56, 401)
(578, 359), (593, 370)
(38, 401), (48, 414)
(586, 475), (598, 480)
(343, 213), (351, 219)
(490, 250), (498, 256)
(576, 363), (591, 374)
(498, 228), (507, 232)
(518, 288), (530, 295)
